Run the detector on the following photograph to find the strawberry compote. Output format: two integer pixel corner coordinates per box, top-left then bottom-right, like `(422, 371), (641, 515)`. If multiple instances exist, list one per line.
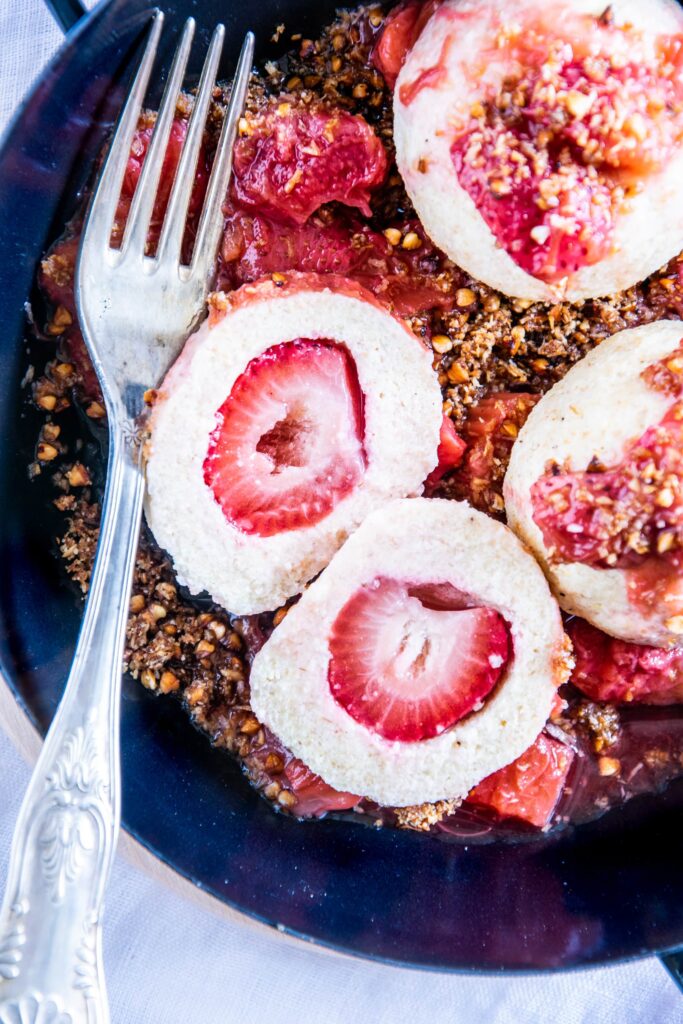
(450, 19), (683, 282)
(451, 392), (539, 516)
(568, 617), (683, 705)
(231, 100), (387, 225)
(531, 403), (683, 572)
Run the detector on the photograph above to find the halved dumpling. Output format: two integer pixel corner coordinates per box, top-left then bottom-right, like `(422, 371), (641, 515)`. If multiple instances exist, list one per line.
(250, 498), (569, 807)
(145, 274), (442, 614)
(505, 320), (683, 646)
(394, 0), (683, 301)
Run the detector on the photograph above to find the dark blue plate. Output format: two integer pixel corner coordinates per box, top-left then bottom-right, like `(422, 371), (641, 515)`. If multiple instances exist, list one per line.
(1, 0), (683, 974)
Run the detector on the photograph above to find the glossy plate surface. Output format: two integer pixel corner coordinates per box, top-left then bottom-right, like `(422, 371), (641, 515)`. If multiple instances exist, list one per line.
(1, 0), (682, 972)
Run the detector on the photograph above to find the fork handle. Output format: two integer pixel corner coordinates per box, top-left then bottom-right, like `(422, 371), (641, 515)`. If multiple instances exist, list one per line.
(0, 424), (144, 1024)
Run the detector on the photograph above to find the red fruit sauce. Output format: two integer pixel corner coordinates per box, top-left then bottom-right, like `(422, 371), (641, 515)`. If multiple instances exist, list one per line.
(452, 391), (539, 515)
(203, 338), (366, 537)
(328, 577), (510, 742)
(448, 18), (683, 282)
(568, 616), (683, 706)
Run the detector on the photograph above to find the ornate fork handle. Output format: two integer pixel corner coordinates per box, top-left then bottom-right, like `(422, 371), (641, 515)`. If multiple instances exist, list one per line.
(0, 423), (144, 1024)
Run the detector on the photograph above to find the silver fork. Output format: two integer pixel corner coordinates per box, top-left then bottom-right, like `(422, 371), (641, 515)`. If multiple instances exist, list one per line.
(0, 13), (253, 1023)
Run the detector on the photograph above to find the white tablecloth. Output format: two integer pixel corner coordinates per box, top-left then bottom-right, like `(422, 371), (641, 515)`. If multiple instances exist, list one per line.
(1, 3), (682, 1021)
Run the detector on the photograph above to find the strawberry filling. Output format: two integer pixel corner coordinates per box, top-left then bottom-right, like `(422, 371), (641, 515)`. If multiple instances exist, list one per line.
(466, 732), (573, 829)
(531, 401), (683, 572)
(450, 25), (683, 282)
(328, 577), (510, 742)
(567, 616), (683, 706)
(203, 339), (366, 537)
(231, 102), (387, 226)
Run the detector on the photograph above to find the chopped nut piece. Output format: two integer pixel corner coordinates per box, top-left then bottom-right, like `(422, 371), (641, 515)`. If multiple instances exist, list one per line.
(383, 227), (401, 246)
(53, 362), (75, 380)
(42, 423), (61, 442)
(447, 363), (469, 384)
(456, 287), (476, 306)
(401, 231), (421, 250)
(66, 463), (90, 488)
(195, 640), (216, 656)
(565, 90), (593, 119)
(240, 715), (261, 735)
(431, 334), (453, 354)
(140, 669), (157, 691)
(159, 670), (180, 694)
(530, 225), (551, 245)
(209, 619), (227, 639)
(273, 606), (289, 627)
(656, 488), (675, 508)
(598, 756), (620, 777)
(277, 789), (297, 808)
(37, 442), (58, 462)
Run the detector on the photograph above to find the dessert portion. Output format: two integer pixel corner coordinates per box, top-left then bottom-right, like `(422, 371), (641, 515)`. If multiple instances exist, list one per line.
(33, 3), (683, 833)
(393, 0), (683, 301)
(505, 319), (683, 645)
(250, 498), (569, 806)
(145, 274), (442, 614)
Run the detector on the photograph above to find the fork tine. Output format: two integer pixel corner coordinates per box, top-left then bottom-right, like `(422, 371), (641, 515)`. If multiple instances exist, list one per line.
(191, 31), (254, 277)
(121, 17), (196, 257)
(155, 24), (225, 266)
(81, 10), (164, 255)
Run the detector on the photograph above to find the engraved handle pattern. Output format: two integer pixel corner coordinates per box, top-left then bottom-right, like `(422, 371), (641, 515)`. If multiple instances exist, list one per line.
(0, 427), (145, 1024)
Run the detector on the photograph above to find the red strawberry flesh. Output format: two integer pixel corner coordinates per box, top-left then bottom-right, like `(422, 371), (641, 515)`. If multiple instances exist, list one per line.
(203, 339), (366, 537)
(466, 732), (574, 828)
(232, 103), (388, 226)
(328, 577), (510, 742)
(567, 616), (683, 705)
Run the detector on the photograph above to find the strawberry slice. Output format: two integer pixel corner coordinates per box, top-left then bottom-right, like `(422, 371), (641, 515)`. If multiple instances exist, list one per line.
(203, 339), (366, 537)
(466, 732), (574, 828)
(328, 577), (510, 742)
